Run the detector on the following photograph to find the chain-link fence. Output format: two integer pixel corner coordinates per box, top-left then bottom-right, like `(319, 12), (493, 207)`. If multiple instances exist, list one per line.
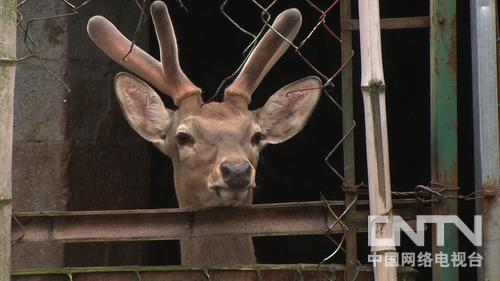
(11, 0), (476, 280)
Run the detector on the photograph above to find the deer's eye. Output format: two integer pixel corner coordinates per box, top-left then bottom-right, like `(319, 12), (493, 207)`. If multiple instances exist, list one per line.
(251, 132), (264, 146)
(176, 132), (194, 147)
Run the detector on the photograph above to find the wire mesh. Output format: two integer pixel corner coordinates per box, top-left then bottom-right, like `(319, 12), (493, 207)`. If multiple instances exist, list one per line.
(14, 1), (358, 277)
(15, 0), (148, 102)
(217, 1), (360, 279)
(12, 2), (481, 280)
(11, 2), (358, 281)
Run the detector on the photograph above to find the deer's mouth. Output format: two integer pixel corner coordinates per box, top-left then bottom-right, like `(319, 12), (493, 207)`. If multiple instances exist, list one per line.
(211, 186), (251, 206)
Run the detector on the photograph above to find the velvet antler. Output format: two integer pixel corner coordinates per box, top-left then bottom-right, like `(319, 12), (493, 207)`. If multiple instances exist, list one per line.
(224, 9), (302, 106)
(87, 1), (201, 106)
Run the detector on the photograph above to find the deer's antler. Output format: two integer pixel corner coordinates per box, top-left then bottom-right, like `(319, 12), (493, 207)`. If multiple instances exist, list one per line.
(224, 8), (302, 106)
(87, 1), (201, 106)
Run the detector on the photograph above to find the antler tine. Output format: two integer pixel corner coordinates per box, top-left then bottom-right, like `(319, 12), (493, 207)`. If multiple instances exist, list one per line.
(87, 2), (201, 106)
(87, 17), (168, 99)
(224, 9), (302, 105)
(150, 1), (201, 105)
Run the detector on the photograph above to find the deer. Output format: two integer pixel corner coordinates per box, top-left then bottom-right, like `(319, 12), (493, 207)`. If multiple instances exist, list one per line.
(87, 0), (321, 277)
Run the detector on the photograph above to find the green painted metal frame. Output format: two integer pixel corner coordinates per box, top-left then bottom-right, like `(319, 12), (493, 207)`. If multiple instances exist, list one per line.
(338, 1), (458, 280)
(430, 0), (458, 280)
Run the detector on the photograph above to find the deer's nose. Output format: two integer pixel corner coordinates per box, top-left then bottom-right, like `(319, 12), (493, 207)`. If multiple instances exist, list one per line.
(220, 161), (252, 190)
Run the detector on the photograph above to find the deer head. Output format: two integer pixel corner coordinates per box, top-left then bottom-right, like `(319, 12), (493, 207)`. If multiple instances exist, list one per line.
(87, 1), (321, 208)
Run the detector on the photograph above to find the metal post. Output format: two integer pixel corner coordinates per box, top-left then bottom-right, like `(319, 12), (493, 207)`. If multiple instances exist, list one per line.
(0, 0), (17, 279)
(471, 1), (500, 280)
(340, 0), (358, 280)
(430, 0), (458, 280)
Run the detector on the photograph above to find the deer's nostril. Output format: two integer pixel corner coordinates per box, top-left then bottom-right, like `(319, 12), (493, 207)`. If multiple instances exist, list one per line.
(220, 162), (252, 190)
(220, 162), (233, 178)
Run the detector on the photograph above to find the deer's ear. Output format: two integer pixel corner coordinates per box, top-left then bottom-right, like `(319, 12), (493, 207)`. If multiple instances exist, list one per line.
(114, 72), (173, 143)
(254, 76), (321, 145)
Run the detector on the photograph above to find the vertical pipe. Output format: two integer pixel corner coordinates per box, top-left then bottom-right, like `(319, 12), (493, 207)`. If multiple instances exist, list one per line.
(430, 0), (458, 280)
(471, 1), (500, 280)
(357, 1), (397, 280)
(0, 0), (17, 279)
(340, 1), (357, 280)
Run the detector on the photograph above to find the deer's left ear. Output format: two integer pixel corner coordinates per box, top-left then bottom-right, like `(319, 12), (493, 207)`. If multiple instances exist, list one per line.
(254, 76), (322, 144)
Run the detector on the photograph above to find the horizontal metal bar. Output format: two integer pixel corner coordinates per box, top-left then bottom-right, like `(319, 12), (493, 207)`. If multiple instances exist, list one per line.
(12, 200), (428, 243)
(343, 16), (430, 31)
(12, 264), (418, 281)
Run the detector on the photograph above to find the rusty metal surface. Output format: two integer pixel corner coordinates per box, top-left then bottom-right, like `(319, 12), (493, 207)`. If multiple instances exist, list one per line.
(343, 16), (429, 31)
(430, 0), (458, 280)
(340, 0), (358, 279)
(12, 200), (427, 243)
(12, 264), (418, 281)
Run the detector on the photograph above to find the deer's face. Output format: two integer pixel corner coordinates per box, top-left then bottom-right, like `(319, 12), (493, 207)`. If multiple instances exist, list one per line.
(162, 102), (260, 207)
(88, 1), (321, 208)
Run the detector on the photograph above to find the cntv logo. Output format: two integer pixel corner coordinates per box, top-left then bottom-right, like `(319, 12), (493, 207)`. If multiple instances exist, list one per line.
(368, 215), (482, 247)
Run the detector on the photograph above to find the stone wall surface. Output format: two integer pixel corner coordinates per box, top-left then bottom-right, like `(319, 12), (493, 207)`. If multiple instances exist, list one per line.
(13, 0), (69, 270)
(13, 0), (151, 271)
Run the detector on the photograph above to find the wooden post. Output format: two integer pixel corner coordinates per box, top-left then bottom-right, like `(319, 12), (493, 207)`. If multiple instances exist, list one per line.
(0, 0), (17, 279)
(357, 1), (397, 280)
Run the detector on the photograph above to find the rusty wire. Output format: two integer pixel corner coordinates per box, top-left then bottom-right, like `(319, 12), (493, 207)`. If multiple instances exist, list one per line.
(318, 193), (361, 281)
(219, 2), (362, 279)
(16, 0), (97, 101)
(342, 182), (493, 203)
(15, 0), (149, 102)
(11, 214), (25, 246)
(218, 2), (359, 278)
(14, 0), (361, 279)
(134, 270), (142, 281)
(255, 268), (263, 281)
(15, 0), (354, 186)
(203, 268), (212, 281)
(122, 0), (149, 62)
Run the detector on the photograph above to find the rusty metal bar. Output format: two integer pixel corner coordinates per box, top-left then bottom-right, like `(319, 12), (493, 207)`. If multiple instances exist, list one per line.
(342, 16), (429, 31)
(11, 200), (427, 243)
(470, 0), (500, 280)
(11, 264), (418, 281)
(430, 0), (458, 280)
(340, 0), (358, 280)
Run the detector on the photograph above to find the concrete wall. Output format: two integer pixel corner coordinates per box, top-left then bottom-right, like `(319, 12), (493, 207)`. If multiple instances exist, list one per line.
(64, 0), (151, 266)
(12, 0), (150, 270)
(13, 0), (69, 270)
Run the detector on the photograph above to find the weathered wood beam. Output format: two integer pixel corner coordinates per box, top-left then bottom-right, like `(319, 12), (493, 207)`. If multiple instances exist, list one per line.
(12, 264), (418, 281)
(11, 200), (427, 243)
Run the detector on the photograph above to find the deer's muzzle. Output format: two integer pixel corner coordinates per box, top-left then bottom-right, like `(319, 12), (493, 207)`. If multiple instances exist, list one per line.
(220, 161), (252, 190)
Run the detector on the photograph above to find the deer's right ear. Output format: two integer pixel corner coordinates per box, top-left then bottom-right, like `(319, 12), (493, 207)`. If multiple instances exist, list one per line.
(114, 72), (173, 143)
